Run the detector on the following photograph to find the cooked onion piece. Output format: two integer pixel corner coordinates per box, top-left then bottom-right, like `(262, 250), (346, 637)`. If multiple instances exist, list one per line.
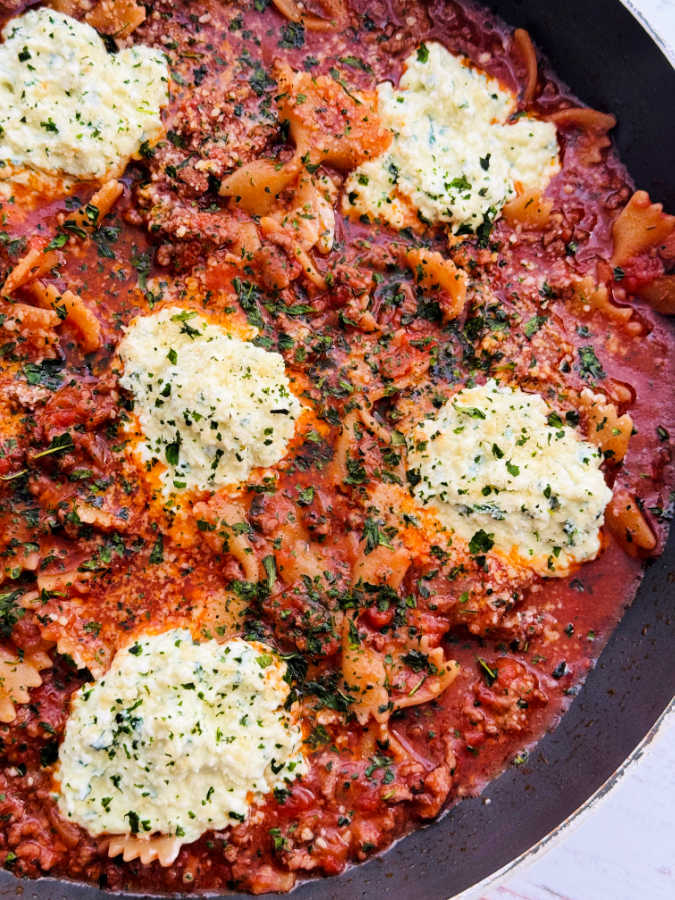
(117, 307), (302, 494)
(56, 631), (306, 844)
(344, 42), (559, 233)
(406, 381), (612, 574)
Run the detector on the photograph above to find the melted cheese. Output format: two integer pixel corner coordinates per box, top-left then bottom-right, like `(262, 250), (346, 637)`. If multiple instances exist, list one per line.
(344, 42), (559, 232)
(0, 8), (167, 180)
(407, 381), (612, 574)
(118, 307), (302, 494)
(56, 631), (306, 843)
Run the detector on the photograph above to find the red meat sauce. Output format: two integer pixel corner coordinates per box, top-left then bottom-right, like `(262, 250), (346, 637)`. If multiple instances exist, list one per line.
(0, 0), (672, 895)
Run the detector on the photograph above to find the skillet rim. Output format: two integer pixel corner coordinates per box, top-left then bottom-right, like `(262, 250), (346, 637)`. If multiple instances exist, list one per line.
(450, 698), (675, 900)
(0, 1), (673, 897)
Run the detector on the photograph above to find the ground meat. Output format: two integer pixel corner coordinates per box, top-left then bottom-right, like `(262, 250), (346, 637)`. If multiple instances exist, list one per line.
(135, 13), (279, 259)
(0, 0), (670, 895)
(463, 657), (548, 745)
(360, 0), (433, 57)
(409, 553), (538, 643)
(411, 764), (453, 819)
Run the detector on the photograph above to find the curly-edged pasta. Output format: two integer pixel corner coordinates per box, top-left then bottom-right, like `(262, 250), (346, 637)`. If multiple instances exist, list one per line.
(0, 647), (52, 723)
(271, 0), (347, 30)
(68, 504), (124, 531)
(194, 587), (248, 642)
(40, 618), (107, 676)
(502, 187), (553, 228)
(220, 157), (302, 217)
(391, 656), (460, 712)
(107, 835), (182, 867)
(512, 29), (539, 104)
(351, 542), (410, 589)
(341, 618), (389, 725)
(294, 245), (326, 288)
(192, 496), (260, 582)
(611, 190), (675, 266)
(85, 0), (147, 38)
(284, 175), (336, 256)
(2, 246), (62, 297)
(276, 65), (390, 171)
(258, 215), (326, 288)
(28, 282), (102, 353)
(275, 523), (333, 584)
(577, 388), (633, 462)
(605, 489), (657, 555)
(569, 276), (633, 325)
(36, 557), (89, 595)
(61, 180), (124, 234)
(227, 222), (262, 265)
(0, 299), (60, 354)
(548, 106), (617, 133)
(405, 248), (467, 320)
(327, 411), (358, 485)
(251, 172), (336, 278)
(637, 274), (675, 315)
(357, 405), (395, 446)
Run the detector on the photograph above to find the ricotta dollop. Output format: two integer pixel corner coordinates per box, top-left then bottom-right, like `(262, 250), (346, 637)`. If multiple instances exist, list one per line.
(344, 42), (560, 233)
(407, 381), (612, 574)
(0, 8), (167, 179)
(56, 631), (306, 843)
(118, 307), (302, 493)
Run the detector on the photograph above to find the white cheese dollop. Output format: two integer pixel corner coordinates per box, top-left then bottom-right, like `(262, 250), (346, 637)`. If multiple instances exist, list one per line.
(0, 8), (167, 179)
(344, 42), (560, 233)
(56, 631), (306, 843)
(407, 381), (612, 574)
(118, 307), (302, 493)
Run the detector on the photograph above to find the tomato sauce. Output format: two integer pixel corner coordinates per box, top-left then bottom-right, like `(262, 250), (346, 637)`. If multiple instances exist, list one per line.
(0, 0), (672, 894)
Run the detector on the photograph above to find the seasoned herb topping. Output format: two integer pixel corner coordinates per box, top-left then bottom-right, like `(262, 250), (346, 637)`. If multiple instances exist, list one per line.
(0, 8), (167, 179)
(407, 381), (612, 573)
(117, 307), (302, 494)
(56, 631), (306, 843)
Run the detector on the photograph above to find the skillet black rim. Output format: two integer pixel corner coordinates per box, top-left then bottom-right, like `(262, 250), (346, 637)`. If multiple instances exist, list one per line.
(1, 0), (673, 897)
(450, 696), (674, 899)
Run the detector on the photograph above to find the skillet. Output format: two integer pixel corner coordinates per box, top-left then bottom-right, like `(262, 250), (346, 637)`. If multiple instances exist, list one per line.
(0, 0), (673, 897)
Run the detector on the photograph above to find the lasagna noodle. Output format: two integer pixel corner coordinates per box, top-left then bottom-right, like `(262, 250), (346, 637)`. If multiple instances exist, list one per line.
(27, 283), (101, 353)
(512, 28), (539, 104)
(2, 247), (62, 296)
(611, 190), (675, 266)
(0, 647), (52, 723)
(271, 0), (347, 31)
(107, 835), (182, 867)
(0, 1), (670, 893)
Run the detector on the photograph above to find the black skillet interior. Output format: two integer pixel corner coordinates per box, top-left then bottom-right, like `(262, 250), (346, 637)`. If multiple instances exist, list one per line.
(2, 0), (673, 897)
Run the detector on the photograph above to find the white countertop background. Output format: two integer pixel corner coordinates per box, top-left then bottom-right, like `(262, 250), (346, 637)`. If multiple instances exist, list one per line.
(473, 2), (675, 898)
(476, 711), (675, 900)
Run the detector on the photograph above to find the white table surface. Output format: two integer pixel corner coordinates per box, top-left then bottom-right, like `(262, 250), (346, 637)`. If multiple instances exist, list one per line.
(474, 711), (675, 900)
(473, 2), (675, 898)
